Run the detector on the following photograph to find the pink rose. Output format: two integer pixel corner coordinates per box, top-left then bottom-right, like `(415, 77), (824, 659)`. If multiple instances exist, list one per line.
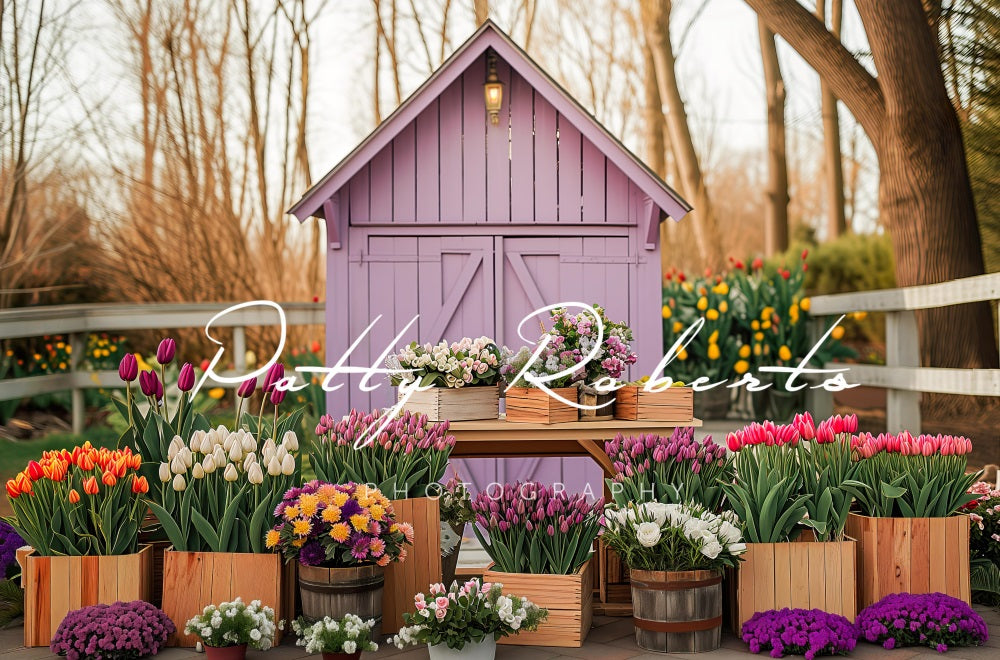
(435, 607), (447, 619)
(435, 596), (449, 609)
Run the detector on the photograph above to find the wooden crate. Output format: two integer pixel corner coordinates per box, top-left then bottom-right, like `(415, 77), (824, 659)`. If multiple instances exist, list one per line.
(383, 496), (442, 632)
(505, 387), (578, 424)
(399, 385), (499, 421)
(161, 549), (295, 647)
(613, 386), (694, 422)
(17, 545), (153, 647)
(729, 537), (856, 633)
(845, 513), (970, 608)
(484, 560), (593, 647)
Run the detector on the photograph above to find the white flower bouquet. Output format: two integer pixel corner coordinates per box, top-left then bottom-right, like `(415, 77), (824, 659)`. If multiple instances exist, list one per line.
(291, 613), (378, 655)
(184, 597), (281, 650)
(602, 502), (747, 572)
(387, 337), (504, 388)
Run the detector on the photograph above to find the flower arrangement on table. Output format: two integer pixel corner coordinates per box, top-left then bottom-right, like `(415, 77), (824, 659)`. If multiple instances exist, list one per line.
(850, 430), (980, 518)
(604, 428), (730, 512)
(184, 598), (280, 655)
(964, 481), (1000, 605)
(292, 614), (379, 657)
(392, 578), (547, 652)
(267, 481), (412, 568)
(855, 592), (989, 652)
(147, 426), (301, 553)
(471, 481), (602, 575)
(602, 502), (746, 571)
(387, 337), (504, 388)
(4, 443), (149, 555)
(740, 608), (857, 659)
(50, 600), (175, 660)
(311, 409), (455, 499)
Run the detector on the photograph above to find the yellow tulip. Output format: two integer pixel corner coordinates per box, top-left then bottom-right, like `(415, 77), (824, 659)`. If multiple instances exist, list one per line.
(208, 388), (225, 400)
(753, 344), (762, 356)
(734, 360), (749, 374)
(707, 344), (721, 360)
(709, 330), (719, 344)
(682, 282), (694, 292)
(761, 306), (775, 320)
(754, 332), (764, 341)
(672, 321), (683, 333)
(677, 348), (688, 361)
(779, 345), (792, 361)
(762, 320), (771, 330)
(831, 326), (846, 340)
(719, 300), (729, 313)
(800, 297), (811, 312)
(751, 320), (760, 331)
(696, 297), (708, 311)
(739, 345), (751, 359)
(853, 311), (868, 321)
(662, 305), (672, 319)
(712, 282), (730, 295)
(706, 309), (719, 321)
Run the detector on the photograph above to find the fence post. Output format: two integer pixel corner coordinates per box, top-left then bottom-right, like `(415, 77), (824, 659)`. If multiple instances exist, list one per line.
(233, 326), (246, 408)
(885, 310), (921, 434)
(69, 332), (85, 435)
(807, 319), (834, 419)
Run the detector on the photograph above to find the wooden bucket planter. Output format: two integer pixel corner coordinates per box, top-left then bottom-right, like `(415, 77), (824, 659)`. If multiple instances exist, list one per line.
(729, 536), (857, 633)
(483, 560), (593, 647)
(505, 387), (578, 424)
(17, 545), (153, 647)
(630, 569), (723, 653)
(399, 384), (499, 421)
(845, 513), (970, 608)
(613, 386), (694, 422)
(161, 549), (295, 647)
(383, 497), (442, 632)
(299, 563), (384, 634)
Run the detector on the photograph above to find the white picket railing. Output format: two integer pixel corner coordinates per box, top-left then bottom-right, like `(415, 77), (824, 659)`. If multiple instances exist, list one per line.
(808, 273), (1000, 434)
(0, 303), (324, 433)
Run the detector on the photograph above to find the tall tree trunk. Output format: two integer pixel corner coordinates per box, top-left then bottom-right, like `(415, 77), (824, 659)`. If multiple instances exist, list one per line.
(758, 19), (789, 255)
(816, 0), (847, 238)
(745, 0), (998, 370)
(474, 0), (489, 25)
(641, 0), (722, 269)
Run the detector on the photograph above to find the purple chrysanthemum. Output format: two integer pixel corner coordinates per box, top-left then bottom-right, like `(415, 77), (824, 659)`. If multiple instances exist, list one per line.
(0, 520), (25, 579)
(50, 600), (174, 659)
(298, 541), (325, 566)
(741, 608), (857, 658)
(855, 592), (988, 652)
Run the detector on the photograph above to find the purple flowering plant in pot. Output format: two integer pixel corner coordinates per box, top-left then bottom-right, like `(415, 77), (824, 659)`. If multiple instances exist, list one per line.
(741, 608), (857, 659)
(855, 592), (989, 652)
(50, 600), (175, 660)
(604, 427), (730, 511)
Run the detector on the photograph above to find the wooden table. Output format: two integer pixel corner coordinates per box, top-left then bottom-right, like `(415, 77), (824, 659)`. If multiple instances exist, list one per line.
(447, 416), (703, 615)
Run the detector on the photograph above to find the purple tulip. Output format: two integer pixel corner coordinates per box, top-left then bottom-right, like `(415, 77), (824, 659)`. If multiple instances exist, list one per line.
(138, 370), (161, 398)
(269, 386), (286, 406)
(118, 354), (138, 382)
(262, 362), (285, 393)
(177, 362), (195, 392)
(237, 376), (257, 398)
(156, 338), (176, 365)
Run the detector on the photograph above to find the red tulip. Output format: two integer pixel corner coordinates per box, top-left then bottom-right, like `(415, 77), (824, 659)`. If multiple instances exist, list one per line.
(26, 460), (44, 481)
(131, 475), (149, 494)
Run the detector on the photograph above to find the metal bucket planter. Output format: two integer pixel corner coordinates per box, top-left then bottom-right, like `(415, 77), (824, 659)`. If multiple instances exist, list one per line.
(630, 569), (723, 653)
(298, 563), (385, 635)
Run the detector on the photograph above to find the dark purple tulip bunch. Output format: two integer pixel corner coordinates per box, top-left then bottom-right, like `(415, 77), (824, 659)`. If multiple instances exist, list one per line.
(604, 427), (730, 511)
(310, 408), (456, 499)
(50, 600), (175, 660)
(470, 481), (603, 575)
(855, 592), (989, 652)
(741, 608), (857, 659)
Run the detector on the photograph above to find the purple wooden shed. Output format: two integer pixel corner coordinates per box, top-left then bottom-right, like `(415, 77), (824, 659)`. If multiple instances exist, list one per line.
(290, 21), (691, 494)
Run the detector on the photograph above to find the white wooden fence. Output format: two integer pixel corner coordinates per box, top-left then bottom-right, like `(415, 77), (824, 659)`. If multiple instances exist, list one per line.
(809, 273), (1000, 434)
(0, 303), (324, 433)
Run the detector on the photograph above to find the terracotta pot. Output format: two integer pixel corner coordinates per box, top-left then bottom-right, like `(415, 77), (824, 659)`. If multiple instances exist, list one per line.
(427, 637), (497, 660)
(322, 652), (362, 660)
(204, 644), (247, 660)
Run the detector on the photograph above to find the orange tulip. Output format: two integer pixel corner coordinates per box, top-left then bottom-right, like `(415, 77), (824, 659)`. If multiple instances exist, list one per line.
(82, 476), (99, 495)
(15, 473), (32, 495)
(68, 489), (81, 504)
(131, 475), (149, 494)
(5, 480), (19, 499)
(77, 453), (95, 471)
(50, 462), (68, 482)
(26, 460), (44, 481)
(101, 471), (117, 487)
(130, 454), (142, 470)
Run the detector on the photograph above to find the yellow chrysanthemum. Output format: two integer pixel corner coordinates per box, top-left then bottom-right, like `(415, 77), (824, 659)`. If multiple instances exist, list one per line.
(719, 301), (729, 313)
(672, 321), (683, 333)
(350, 514), (370, 532)
(265, 530), (281, 548)
(283, 505), (300, 520)
(831, 326), (846, 340)
(706, 309), (719, 321)
(299, 494), (319, 518)
(707, 344), (721, 360)
(292, 518), (312, 537)
(389, 523), (399, 533)
(738, 345), (751, 359)
(661, 305), (672, 319)
(734, 360), (749, 374)
(331, 491), (349, 507)
(778, 345), (792, 361)
(330, 522), (351, 542)
(800, 297), (811, 312)
(292, 538), (307, 548)
(369, 504), (385, 521)
(317, 483), (338, 500)
(322, 506), (342, 523)
(696, 297), (708, 311)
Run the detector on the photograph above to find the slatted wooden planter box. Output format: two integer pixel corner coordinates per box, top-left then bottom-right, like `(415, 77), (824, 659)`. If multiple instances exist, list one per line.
(399, 385), (499, 421)
(383, 497), (442, 632)
(505, 387), (578, 424)
(845, 513), (970, 608)
(17, 545), (153, 647)
(161, 550), (295, 647)
(484, 560), (593, 647)
(728, 536), (856, 633)
(613, 386), (693, 422)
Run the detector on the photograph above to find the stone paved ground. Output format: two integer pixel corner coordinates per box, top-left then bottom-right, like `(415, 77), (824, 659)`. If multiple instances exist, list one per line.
(2, 606), (999, 660)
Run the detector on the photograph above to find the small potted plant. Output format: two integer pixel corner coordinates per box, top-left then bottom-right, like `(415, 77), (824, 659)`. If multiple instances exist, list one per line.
(388, 337), (505, 421)
(184, 598), (280, 660)
(292, 613), (378, 660)
(473, 482), (602, 647)
(268, 480), (411, 630)
(603, 501), (746, 652)
(50, 600), (175, 660)
(855, 592), (989, 652)
(392, 578), (547, 659)
(435, 473), (474, 587)
(740, 608), (858, 658)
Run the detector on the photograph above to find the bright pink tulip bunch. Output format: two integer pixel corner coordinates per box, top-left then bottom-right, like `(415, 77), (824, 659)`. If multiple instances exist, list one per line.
(850, 430), (972, 458)
(793, 411), (858, 443)
(725, 420), (800, 452)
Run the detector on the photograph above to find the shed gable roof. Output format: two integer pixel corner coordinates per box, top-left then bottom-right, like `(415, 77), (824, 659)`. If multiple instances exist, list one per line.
(289, 20), (691, 223)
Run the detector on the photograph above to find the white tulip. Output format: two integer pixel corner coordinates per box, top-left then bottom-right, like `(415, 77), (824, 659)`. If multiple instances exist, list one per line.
(202, 455), (217, 474)
(262, 447), (276, 465)
(635, 522), (662, 548)
(172, 474), (186, 491)
(224, 463), (239, 482)
(216, 424), (228, 436)
(171, 455), (187, 475)
(223, 433), (236, 452)
(281, 431), (299, 452)
(167, 436), (182, 461)
(261, 438), (276, 455)
(243, 453), (257, 470)
(701, 539), (723, 559)
(267, 455), (282, 476)
(247, 463), (264, 485)
(275, 446), (288, 463)
(727, 543), (747, 555)
(228, 442), (243, 463)
(158, 462), (171, 483)
(192, 463), (205, 480)
(281, 453), (295, 476)
(179, 447), (194, 468)
(241, 434), (256, 453)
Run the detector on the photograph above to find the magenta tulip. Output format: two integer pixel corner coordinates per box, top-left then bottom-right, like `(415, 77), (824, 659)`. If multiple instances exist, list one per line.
(237, 376), (257, 398)
(118, 354), (138, 382)
(138, 370), (161, 398)
(156, 338), (176, 365)
(177, 362), (195, 392)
